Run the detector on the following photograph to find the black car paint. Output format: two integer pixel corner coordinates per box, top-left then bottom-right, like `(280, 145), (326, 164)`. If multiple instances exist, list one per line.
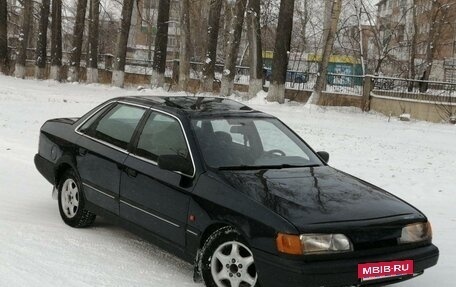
(34, 96), (439, 287)
(218, 167), (425, 227)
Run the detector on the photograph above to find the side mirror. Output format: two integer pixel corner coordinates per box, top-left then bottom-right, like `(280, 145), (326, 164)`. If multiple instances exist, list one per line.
(317, 151), (330, 163)
(158, 155), (193, 176)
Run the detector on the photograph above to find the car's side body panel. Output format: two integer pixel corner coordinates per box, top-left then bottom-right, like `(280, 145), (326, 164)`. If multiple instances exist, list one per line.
(36, 118), (82, 185)
(120, 155), (194, 247)
(76, 135), (127, 215)
(188, 172), (299, 254)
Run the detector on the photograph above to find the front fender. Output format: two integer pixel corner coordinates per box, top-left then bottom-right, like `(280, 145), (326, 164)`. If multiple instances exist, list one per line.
(185, 172), (299, 260)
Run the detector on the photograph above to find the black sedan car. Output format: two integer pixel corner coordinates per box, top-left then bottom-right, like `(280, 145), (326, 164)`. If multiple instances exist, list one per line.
(34, 96), (438, 287)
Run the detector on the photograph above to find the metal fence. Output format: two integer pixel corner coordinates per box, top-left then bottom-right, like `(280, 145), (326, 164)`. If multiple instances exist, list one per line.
(9, 47), (456, 103)
(372, 76), (456, 102)
(158, 60), (366, 96)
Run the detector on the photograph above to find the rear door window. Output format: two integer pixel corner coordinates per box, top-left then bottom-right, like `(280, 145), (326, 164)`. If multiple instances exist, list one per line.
(78, 103), (114, 134)
(90, 104), (146, 150)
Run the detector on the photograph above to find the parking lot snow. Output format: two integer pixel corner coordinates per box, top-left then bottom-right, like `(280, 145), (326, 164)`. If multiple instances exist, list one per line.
(0, 76), (454, 286)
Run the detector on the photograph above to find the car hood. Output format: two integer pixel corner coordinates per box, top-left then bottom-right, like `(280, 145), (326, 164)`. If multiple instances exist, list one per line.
(217, 166), (424, 231)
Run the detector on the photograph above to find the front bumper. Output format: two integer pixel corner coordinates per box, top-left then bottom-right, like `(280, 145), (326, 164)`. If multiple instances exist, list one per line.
(253, 244), (439, 287)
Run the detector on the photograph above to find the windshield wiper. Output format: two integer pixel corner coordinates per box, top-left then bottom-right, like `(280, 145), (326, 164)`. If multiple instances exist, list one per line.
(218, 164), (320, 171)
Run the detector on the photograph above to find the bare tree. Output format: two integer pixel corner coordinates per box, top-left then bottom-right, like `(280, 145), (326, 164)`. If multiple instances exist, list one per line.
(87, 0), (100, 83)
(220, 0), (247, 97)
(50, 0), (63, 81)
(189, 0), (209, 62)
(112, 0), (135, 87)
(0, 0), (8, 74)
(260, 0), (280, 51)
(293, 0), (310, 67)
(266, 0), (295, 103)
(142, 1), (155, 65)
(201, 0), (223, 92)
(151, 0), (171, 88)
(14, 0), (33, 78)
(97, 2), (120, 56)
(178, 0), (191, 90)
(338, 1), (366, 74)
(35, 0), (50, 79)
(359, 0), (412, 75)
(408, 0), (418, 91)
(246, 0), (263, 98)
(307, 0), (342, 105)
(421, 0), (450, 85)
(68, 0), (89, 82)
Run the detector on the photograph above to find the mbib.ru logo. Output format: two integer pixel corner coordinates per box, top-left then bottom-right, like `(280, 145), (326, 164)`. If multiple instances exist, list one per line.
(358, 260), (414, 280)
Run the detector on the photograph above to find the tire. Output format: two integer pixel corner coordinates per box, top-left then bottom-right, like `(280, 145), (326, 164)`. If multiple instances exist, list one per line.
(58, 169), (96, 228)
(200, 226), (259, 287)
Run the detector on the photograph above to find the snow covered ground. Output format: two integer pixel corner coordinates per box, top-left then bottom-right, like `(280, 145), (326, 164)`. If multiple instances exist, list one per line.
(0, 75), (454, 286)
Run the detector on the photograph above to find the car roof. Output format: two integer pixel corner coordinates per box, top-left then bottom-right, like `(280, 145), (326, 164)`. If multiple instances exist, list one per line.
(116, 95), (272, 118)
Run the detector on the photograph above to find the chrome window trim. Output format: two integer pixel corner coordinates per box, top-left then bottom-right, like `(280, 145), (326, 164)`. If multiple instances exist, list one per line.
(120, 200), (180, 228)
(133, 106), (197, 178)
(83, 182), (115, 199)
(74, 100), (118, 136)
(74, 100), (130, 154)
(74, 100), (197, 178)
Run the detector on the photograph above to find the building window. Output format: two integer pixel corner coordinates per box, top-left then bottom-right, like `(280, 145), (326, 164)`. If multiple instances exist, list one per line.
(143, 0), (158, 10)
(168, 36), (176, 48)
(400, 0), (407, 8)
(397, 25), (405, 43)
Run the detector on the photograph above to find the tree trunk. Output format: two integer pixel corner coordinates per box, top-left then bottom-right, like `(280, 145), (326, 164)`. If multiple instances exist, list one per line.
(201, 0), (223, 92)
(266, 0), (295, 103)
(14, 0), (33, 79)
(355, 4), (365, 75)
(220, 0), (247, 97)
(87, 0), (100, 83)
(246, 0), (263, 98)
(421, 1), (445, 88)
(307, 0), (342, 105)
(408, 0), (418, 92)
(0, 0), (8, 74)
(50, 0), (63, 81)
(68, 0), (88, 82)
(178, 0), (191, 91)
(35, 0), (50, 79)
(151, 0), (171, 88)
(145, 2), (153, 66)
(112, 0), (135, 87)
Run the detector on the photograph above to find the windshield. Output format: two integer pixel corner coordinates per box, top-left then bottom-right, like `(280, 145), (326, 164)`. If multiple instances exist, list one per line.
(191, 117), (322, 169)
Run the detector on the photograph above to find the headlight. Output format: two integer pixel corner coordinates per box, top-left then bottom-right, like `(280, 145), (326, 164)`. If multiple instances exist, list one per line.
(399, 222), (432, 244)
(276, 233), (353, 255)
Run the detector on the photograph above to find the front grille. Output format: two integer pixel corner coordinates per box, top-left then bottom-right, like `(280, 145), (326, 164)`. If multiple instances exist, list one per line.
(354, 238), (398, 251)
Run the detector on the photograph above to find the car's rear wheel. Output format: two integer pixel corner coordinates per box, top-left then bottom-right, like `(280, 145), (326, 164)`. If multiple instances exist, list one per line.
(201, 226), (259, 287)
(58, 170), (96, 228)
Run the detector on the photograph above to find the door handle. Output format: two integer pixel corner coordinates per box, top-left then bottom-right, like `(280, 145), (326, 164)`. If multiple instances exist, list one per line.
(125, 167), (138, 178)
(78, 147), (87, 156)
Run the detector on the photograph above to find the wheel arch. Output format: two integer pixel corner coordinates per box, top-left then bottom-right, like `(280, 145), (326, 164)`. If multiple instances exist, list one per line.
(54, 155), (79, 186)
(200, 223), (234, 248)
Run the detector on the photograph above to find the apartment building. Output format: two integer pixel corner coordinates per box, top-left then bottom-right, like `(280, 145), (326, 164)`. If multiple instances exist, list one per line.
(129, 0), (180, 61)
(376, 0), (456, 80)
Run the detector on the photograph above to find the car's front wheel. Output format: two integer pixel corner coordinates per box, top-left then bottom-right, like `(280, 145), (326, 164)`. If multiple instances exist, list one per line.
(201, 226), (259, 287)
(58, 170), (96, 228)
